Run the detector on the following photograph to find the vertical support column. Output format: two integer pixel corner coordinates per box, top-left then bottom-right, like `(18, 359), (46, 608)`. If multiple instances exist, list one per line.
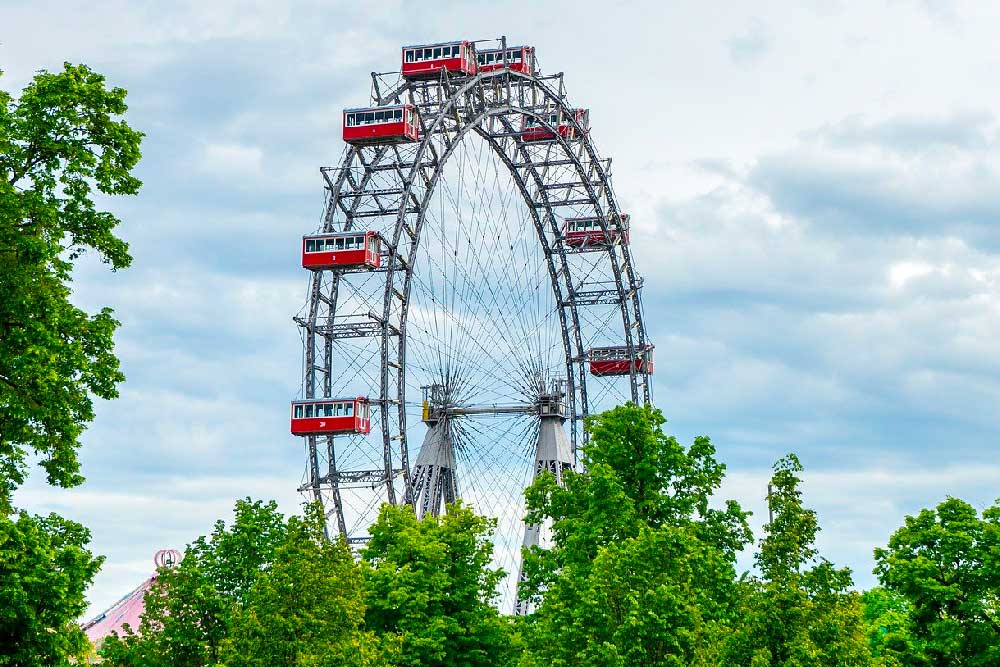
(305, 434), (327, 540)
(408, 418), (458, 519)
(325, 435), (349, 537)
(514, 407), (573, 615)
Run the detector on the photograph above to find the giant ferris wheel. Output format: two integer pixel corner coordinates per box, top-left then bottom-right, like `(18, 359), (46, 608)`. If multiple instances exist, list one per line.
(290, 38), (653, 610)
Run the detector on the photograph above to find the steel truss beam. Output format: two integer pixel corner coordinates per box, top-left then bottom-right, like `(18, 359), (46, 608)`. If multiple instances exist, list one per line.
(298, 468), (405, 487)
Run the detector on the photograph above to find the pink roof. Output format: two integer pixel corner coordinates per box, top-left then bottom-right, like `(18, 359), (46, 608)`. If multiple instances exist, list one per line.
(81, 550), (179, 649)
(82, 575), (156, 645)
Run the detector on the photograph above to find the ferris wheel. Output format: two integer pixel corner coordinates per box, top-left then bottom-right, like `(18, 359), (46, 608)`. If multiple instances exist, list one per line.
(290, 38), (653, 611)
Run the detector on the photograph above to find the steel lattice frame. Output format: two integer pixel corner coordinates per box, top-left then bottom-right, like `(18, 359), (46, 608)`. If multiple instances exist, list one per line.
(296, 61), (651, 573)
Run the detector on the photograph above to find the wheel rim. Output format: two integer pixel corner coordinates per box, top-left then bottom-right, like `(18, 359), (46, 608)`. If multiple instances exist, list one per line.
(297, 65), (652, 608)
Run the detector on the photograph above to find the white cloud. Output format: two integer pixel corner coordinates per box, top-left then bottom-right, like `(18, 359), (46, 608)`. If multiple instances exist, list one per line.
(200, 142), (264, 178)
(888, 260), (936, 289)
(726, 20), (771, 65)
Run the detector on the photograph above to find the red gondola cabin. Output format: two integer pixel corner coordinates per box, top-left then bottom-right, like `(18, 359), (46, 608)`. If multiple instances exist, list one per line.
(477, 46), (536, 74)
(563, 214), (630, 247)
(401, 41), (477, 79)
(588, 345), (654, 377)
(301, 231), (382, 271)
(290, 397), (372, 436)
(522, 109), (590, 142)
(343, 105), (418, 145)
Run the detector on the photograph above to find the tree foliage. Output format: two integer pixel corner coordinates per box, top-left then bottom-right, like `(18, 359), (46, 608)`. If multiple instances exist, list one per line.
(221, 503), (378, 667)
(874, 497), (1000, 667)
(726, 454), (872, 667)
(0, 63), (142, 509)
(100, 499), (290, 667)
(87, 405), (1000, 667)
(519, 403), (751, 666)
(362, 502), (515, 667)
(0, 61), (138, 667)
(0, 510), (103, 666)
(861, 587), (920, 667)
(101, 499), (513, 667)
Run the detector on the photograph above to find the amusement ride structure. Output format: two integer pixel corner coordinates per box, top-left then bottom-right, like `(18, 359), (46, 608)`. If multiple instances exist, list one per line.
(290, 37), (653, 611)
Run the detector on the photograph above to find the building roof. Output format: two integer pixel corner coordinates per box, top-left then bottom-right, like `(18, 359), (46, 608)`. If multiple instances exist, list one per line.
(80, 549), (180, 661)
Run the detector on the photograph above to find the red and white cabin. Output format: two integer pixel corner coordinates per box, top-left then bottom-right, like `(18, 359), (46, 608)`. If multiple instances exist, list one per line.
(522, 109), (590, 142)
(477, 46), (536, 74)
(301, 231), (382, 271)
(290, 397), (372, 436)
(588, 345), (655, 377)
(563, 214), (630, 247)
(343, 105), (418, 145)
(402, 41), (477, 79)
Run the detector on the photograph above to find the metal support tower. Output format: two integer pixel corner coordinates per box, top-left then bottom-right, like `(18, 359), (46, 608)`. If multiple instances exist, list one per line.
(409, 420), (457, 519)
(513, 381), (573, 615)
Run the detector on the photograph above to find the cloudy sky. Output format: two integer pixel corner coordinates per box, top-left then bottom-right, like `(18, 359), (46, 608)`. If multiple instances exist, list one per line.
(6, 0), (1000, 614)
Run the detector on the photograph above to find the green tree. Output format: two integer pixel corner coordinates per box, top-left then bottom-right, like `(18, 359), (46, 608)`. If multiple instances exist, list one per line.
(221, 503), (378, 667)
(727, 454), (872, 667)
(0, 510), (103, 666)
(873, 497), (1000, 667)
(0, 63), (142, 509)
(861, 587), (921, 667)
(101, 499), (289, 667)
(519, 403), (751, 666)
(520, 525), (743, 667)
(362, 502), (514, 667)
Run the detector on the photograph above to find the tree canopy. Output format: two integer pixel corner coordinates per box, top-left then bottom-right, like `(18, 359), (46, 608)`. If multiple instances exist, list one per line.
(0, 63), (142, 509)
(861, 587), (921, 667)
(0, 510), (103, 666)
(100, 499), (291, 667)
(89, 406), (1000, 667)
(221, 503), (378, 667)
(363, 502), (515, 667)
(519, 403), (751, 666)
(726, 454), (872, 667)
(101, 499), (514, 667)
(0, 61), (139, 667)
(874, 497), (1000, 667)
